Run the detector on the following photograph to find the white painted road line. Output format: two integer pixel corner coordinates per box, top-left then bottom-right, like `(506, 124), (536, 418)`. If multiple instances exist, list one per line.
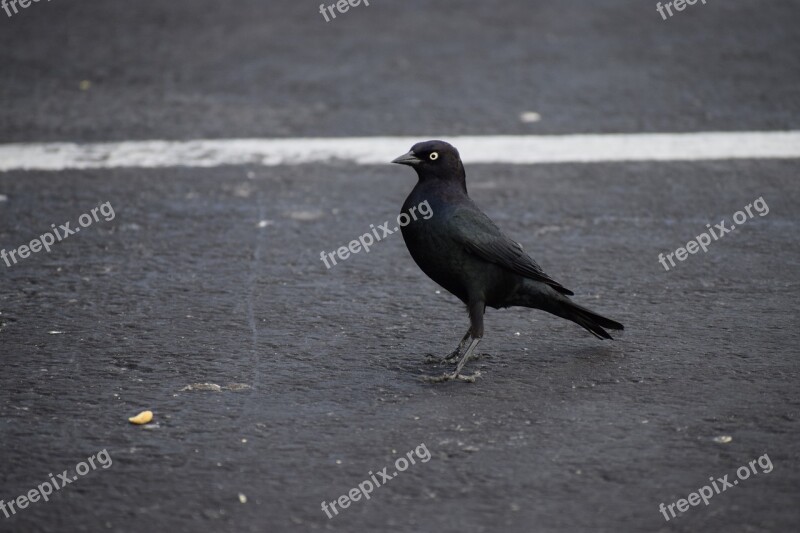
(1, 131), (799, 172)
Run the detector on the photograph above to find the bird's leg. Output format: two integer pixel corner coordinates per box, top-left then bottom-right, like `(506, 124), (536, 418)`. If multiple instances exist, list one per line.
(426, 338), (482, 383)
(426, 301), (485, 382)
(452, 336), (481, 376)
(446, 329), (472, 361)
(425, 329), (471, 364)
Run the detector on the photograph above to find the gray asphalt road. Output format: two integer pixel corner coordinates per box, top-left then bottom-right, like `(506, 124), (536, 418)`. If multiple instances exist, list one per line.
(1, 1), (799, 533)
(0, 0), (799, 141)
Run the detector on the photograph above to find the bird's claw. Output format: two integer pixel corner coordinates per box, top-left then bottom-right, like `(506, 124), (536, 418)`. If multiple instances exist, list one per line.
(424, 351), (461, 365)
(423, 371), (482, 384)
(443, 351), (461, 363)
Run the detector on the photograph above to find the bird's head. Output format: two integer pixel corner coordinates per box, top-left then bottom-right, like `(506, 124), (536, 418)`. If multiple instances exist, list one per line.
(391, 140), (466, 188)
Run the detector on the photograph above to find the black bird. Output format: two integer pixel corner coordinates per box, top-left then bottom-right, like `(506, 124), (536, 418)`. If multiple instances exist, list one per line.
(391, 140), (624, 382)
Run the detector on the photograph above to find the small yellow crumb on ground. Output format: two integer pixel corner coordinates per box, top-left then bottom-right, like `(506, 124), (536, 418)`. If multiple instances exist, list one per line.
(128, 410), (153, 425)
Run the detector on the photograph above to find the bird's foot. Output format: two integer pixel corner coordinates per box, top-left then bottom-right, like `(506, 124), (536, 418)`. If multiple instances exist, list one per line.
(423, 371), (482, 384)
(423, 350), (461, 365)
(424, 354), (443, 365)
(443, 349), (462, 363)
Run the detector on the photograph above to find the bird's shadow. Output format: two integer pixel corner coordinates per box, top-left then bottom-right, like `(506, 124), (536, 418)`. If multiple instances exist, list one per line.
(395, 340), (622, 385)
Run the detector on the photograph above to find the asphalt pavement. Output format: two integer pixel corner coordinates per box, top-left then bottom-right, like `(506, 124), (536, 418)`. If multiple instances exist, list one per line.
(1, 1), (799, 532)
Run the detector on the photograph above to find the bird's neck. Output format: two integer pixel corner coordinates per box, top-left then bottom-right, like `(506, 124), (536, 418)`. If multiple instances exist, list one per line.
(408, 176), (470, 211)
(416, 164), (468, 194)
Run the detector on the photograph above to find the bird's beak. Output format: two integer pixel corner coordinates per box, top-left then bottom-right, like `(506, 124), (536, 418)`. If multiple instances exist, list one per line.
(391, 151), (422, 166)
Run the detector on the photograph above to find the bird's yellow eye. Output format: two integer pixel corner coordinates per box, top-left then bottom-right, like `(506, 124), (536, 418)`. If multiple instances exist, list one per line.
(429, 152), (439, 161)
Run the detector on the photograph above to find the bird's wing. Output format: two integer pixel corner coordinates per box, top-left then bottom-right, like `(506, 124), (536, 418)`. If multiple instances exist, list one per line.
(449, 207), (574, 295)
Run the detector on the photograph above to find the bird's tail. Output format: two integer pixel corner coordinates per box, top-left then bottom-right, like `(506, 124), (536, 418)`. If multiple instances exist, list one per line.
(514, 281), (624, 340)
(551, 298), (624, 340)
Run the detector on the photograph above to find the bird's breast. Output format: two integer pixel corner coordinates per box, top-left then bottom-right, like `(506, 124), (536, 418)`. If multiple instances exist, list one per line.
(400, 214), (472, 302)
